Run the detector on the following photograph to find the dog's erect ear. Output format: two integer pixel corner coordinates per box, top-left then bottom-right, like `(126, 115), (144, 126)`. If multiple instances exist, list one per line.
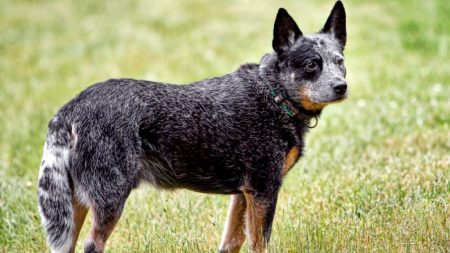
(321, 1), (346, 48)
(272, 8), (303, 56)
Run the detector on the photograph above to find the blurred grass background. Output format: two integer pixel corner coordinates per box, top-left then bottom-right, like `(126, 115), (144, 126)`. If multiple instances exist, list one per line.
(0, 0), (449, 252)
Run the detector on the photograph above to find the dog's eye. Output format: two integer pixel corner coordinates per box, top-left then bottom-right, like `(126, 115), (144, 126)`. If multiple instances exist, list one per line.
(305, 62), (318, 72)
(336, 58), (344, 65)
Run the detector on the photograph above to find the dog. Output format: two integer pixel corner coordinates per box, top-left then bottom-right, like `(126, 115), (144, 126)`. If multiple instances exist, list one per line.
(38, 1), (347, 252)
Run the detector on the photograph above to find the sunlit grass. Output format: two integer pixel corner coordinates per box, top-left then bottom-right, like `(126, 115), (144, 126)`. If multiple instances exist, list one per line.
(0, 0), (448, 252)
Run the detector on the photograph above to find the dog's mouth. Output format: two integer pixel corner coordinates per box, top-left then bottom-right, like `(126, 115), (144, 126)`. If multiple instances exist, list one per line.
(328, 93), (348, 102)
(299, 85), (348, 111)
(300, 93), (347, 111)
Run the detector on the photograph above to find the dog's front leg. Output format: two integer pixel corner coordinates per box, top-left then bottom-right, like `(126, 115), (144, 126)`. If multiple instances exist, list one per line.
(243, 188), (279, 253)
(219, 194), (247, 253)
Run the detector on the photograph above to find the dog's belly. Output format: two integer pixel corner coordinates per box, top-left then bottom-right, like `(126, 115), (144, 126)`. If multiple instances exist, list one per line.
(177, 172), (243, 194)
(139, 153), (243, 194)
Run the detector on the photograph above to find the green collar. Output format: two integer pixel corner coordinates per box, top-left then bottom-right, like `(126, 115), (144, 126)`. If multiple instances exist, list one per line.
(270, 89), (319, 128)
(270, 90), (299, 117)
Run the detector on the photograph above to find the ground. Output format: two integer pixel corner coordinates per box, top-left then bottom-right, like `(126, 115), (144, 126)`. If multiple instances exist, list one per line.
(0, 0), (449, 252)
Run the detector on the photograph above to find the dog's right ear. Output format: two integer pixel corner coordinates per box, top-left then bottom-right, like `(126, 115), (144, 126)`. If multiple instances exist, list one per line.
(272, 8), (303, 56)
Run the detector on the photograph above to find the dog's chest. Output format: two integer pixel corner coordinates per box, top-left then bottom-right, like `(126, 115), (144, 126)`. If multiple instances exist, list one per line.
(282, 146), (301, 176)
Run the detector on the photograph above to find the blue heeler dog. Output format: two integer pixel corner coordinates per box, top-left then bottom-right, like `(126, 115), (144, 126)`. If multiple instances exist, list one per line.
(38, 1), (347, 252)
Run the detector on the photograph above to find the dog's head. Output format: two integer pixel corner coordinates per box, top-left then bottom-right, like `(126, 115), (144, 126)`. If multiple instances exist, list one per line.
(267, 1), (347, 112)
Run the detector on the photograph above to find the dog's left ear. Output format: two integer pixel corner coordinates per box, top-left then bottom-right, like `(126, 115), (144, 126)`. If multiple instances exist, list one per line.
(321, 1), (346, 48)
(272, 8), (303, 56)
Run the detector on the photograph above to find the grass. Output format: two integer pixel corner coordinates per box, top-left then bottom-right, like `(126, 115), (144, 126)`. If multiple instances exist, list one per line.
(0, 0), (449, 252)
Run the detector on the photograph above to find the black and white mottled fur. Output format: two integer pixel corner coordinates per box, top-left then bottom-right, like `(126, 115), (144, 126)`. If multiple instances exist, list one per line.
(38, 2), (347, 252)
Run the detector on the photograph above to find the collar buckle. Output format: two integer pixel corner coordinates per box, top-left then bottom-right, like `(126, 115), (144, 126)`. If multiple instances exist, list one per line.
(305, 116), (319, 128)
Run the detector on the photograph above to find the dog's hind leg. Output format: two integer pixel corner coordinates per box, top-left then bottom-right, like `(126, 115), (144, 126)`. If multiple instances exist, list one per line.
(67, 197), (89, 253)
(219, 194), (247, 253)
(73, 128), (138, 253)
(81, 170), (132, 253)
(83, 198), (127, 253)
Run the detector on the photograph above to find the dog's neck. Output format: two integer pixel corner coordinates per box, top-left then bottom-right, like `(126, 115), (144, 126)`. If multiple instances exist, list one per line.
(269, 87), (321, 127)
(258, 53), (322, 127)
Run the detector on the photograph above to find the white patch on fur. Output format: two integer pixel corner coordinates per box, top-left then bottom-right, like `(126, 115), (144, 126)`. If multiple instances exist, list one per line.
(37, 201), (48, 227)
(40, 141), (70, 173)
(38, 142), (48, 180)
(70, 123), (78, 148)
(51, 240), (72, 253)
(288, 30), (296, 45)
(75, 186), (90, 206)
(38, 189), (50, 199)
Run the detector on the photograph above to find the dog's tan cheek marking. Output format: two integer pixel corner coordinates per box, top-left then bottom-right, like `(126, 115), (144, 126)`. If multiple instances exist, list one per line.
(283, 147), (300, 177)
(219, 194), (247, 253)
(301, 98), (326, 111)
(299, 86), (326, 111)
(243, 191), (267, 253)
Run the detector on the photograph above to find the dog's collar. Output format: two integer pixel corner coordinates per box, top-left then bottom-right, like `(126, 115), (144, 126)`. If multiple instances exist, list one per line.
(271, 90), (298, 117)
(270, 90), (320, 128)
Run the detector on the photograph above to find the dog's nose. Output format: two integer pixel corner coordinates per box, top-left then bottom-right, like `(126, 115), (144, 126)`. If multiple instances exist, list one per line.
(333, 81), (347, 96)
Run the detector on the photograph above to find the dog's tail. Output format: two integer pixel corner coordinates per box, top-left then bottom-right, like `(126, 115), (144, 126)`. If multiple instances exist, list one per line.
(38, 117), (74, 253)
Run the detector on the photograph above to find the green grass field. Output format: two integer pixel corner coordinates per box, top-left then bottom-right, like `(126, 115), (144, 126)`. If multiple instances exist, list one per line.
(0, 0), (449, 252)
